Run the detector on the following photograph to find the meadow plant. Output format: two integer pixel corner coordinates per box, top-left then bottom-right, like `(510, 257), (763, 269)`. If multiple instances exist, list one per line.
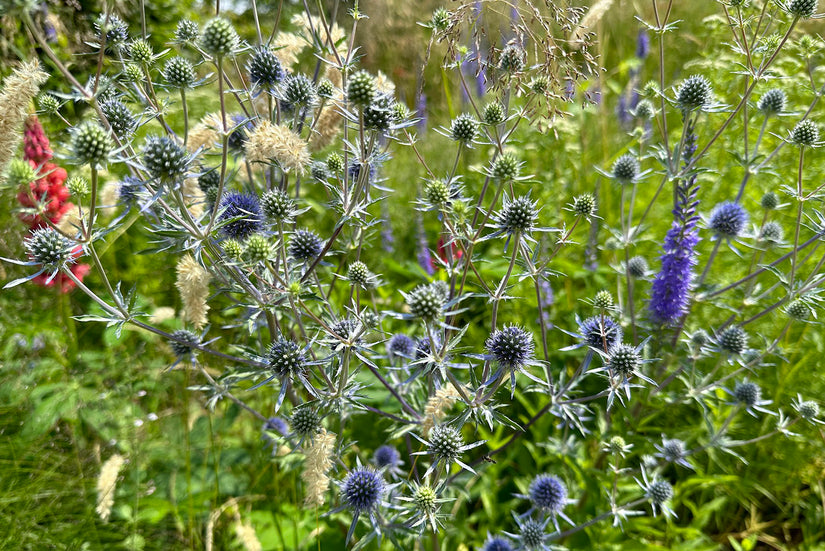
(2, 0), (825, 548)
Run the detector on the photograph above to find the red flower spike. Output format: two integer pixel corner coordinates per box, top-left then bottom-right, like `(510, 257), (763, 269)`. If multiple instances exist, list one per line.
(23, 116), (53, 165)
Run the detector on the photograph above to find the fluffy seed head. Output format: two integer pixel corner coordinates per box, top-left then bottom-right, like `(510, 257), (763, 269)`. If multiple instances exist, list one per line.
(268, 338), (306, 379)
(450, 113), (477, 143)
(491, 153), (520, 181)
(373, 445), (401, 469)
(791, 119), (819, 146)
(289, 229), (323, 261)
(24, 227), (75, 268)
(528, 474), (567, 513)
(163, 56), (196, 88)
(142, 136), (189, 182)
(734, 381), (760, 406)
(406, 282), (446, 320)
(282, 74), (316, 107)
(100, 99), (137, 138)
(342, 467), (384, 512)
(71, 121), (112, 166)
(572, 193), (597, 217)
(611, 154), (639, 183)
(608, 343), (642, 376)
(218, 192), (264, 239)
(248, 47), (284, 87)
(676, 75), (712, 111)
(483, 102), (506, 125)
(244, 120), (310, 174)
(260, 188), (293, 222)
(486, 325), (534, 370)
(647, 480), (673, 504)
(757, 88), (786, 115)
(243, 234), (273, 263)
(578, 316), (623, 351)
(200, 17), (239, 57)
(292, 408), (320, 436)
(719, 326), (747, 354)
(627, 256), (648, 278)
(761, 191), (779, 210)
(428, 424), (463, 462)
(709, 201), (748, 238)
(788, 0), (818, 18)
(175, 19), (199, 43)
(169, 329), (199, 358)
(347, 71), (376, 107)
(786, 299), (810, 320)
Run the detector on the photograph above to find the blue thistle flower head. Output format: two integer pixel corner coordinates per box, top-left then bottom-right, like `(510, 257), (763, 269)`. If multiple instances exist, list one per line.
(263, 416), (288, 436)
(289, 229), (323, 261)
(482, 535), (514, 551)
(118, 176), (143, 204)
(486, 325), (535, 369)
(578, 316), (623, 352)
(341, 467), (384, 513)
(709, 201), (748, 238)
(373, 445), (401, 469)
(388, 334), (416, 358)
(348, 160), (378, 183)
(518, 518), (546, 549)
(218, 192), (263, 239)
(528, 474), (567, 514)
(227, 114), (251, 152)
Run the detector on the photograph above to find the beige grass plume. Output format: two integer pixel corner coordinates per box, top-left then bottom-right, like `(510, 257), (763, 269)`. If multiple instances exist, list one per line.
(0, 60), (48, 176)
(234, 520), (263, 551)
(95, 453), (125, 521)
(175, 254), (211, 329)
(421, 383), (462, 436)
(245, 120), (310, 174)
(302, 429), (336, 507)
(181, 177), (206, 218)
(272, 32), (306, 68)
(571, 0), (615, 45)
(187, 112), (224, 153)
